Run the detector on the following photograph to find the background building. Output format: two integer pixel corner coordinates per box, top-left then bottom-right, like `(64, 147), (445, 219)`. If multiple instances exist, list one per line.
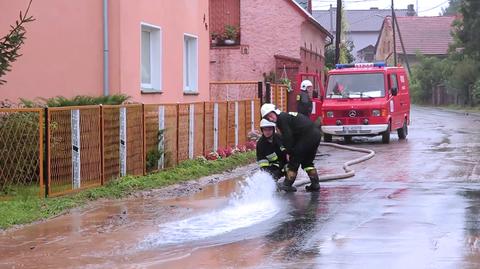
(313, 5), (414, 62)
(375, 15), (456, 66)
(209, 0), (332, 108)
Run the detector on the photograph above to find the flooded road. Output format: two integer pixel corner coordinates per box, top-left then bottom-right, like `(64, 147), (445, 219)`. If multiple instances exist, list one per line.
(1, 106), (480, 268)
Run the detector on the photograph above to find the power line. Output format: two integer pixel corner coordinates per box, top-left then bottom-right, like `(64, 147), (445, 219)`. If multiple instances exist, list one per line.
(417, 0), (449, 14)
(314, 0), (408, 9)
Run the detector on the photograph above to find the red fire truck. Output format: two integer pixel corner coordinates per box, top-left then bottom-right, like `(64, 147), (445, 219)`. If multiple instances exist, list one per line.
(320, 62), (410, 144)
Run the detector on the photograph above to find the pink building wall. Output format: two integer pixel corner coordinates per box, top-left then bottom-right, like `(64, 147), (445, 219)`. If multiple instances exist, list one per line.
(0, 0), (209, 104)
(0, 0), (103, 102)
(210, 0), (328, 82)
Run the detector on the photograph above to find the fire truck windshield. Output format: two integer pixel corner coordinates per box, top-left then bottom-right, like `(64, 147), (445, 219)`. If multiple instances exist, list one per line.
(326, 73), (385, 99)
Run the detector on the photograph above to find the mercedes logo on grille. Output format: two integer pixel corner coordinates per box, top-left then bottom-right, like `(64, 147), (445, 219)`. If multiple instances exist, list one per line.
(348, 110), (357, 117)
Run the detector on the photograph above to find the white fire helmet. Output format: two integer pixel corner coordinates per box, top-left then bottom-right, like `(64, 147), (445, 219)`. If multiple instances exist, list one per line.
(260, 103), (281, 118)
(300, 80), (313, 91)
(260, 119), (276, 128)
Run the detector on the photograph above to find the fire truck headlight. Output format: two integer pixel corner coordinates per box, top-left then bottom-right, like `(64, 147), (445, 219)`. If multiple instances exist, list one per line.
(327, 111), (334, 118)
(372, 109), (381, 116)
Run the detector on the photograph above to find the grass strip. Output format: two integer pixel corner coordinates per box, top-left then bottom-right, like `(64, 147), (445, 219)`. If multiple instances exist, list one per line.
(0, 151), (255, 230)
(443, 104), (480, 113)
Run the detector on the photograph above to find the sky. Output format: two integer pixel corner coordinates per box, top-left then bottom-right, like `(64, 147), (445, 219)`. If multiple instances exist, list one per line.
(312, 0), (451, 16)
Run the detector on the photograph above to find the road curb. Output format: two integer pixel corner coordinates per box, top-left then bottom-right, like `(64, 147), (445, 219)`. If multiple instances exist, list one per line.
(435, 107), (480, 117)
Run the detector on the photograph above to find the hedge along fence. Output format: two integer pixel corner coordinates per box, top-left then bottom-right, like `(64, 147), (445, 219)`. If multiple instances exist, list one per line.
(0, 108), (44, 197)
(0, 99), (260, 197)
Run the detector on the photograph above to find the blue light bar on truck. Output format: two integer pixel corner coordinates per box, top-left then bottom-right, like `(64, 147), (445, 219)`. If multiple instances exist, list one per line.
(335, 62), (386, 69)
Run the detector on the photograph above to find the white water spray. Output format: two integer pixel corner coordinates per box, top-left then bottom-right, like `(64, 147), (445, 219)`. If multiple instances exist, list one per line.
(140, 171), (285, 247)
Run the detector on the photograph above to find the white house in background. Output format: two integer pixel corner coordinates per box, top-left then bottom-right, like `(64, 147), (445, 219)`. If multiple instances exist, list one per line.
(313, 5), (415, 62)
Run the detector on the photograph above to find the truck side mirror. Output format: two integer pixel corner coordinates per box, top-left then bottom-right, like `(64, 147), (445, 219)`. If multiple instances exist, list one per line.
(391, 87), (398, 96)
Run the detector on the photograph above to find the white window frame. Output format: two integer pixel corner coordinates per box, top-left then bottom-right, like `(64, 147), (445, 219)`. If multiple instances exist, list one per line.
(183, 33), (199, 93)
(141, 22), (162, 92)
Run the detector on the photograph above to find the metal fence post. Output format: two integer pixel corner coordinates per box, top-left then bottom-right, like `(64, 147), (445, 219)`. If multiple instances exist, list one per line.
(71, 109), (81, 189)
(213, 103), (219, 151)
(257, 81), (263, 105)
(119, 107), (127, 177)
(176, 104), (180, 165)
(142, 104), (146, 176)
(250, 100), (255, 132)
(100, 105), (105, 185)
(188, 104), (195, 159)
(44, 107), (49, 197)
(234, 101), (239, 146)
(266, 82), (271, 103)
(202, 102), (206, 156)
(158, 105), (165, 170)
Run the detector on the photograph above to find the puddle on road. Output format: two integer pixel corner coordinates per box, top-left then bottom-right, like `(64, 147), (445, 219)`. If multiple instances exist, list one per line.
(139, 171), (288, 247)
(0, 171), (293, 268)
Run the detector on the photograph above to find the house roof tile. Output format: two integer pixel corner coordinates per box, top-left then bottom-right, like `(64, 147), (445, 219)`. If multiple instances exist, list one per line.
(313, 8), (410, 32)
(393, 16), (455, 55)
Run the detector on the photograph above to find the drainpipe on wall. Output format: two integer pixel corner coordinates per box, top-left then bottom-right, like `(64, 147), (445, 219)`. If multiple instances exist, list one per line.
(103, 0), (109, 96)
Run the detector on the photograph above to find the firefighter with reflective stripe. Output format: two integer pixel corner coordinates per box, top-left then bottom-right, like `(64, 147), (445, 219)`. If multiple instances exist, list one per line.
(261, 103), (321, 192)
(297, 80), (313, 117)
(256, 119), (287, 181)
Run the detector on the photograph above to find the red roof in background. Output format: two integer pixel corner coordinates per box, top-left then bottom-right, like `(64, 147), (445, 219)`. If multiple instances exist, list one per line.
(395, 16), (456, 55)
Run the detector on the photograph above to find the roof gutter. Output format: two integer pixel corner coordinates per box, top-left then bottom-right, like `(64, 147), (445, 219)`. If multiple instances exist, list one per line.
(103, 0), (109, 96)
(324, 32), (333, 48)
(307, 17), (334, 41)
(287, 0), (333, 40)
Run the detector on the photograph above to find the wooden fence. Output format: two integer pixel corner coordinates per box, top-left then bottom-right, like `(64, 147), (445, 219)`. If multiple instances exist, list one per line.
(0, 99), (260, 197)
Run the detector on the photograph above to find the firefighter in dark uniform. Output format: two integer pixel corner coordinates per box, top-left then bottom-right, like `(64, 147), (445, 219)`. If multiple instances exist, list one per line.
(256, 119), (287, 181)
(261, 103), (321, 192)
(297, 80), (313, 117)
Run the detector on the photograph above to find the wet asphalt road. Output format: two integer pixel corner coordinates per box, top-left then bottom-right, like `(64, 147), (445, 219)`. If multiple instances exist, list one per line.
(1, 106), (480, 269)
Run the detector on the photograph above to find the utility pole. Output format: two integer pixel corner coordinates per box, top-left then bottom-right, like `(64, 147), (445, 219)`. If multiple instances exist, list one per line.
(391, 0), (397, 66)
(393, 10), (411, 76)
(335, 0), (342, 64)
(329, 4), (333, 32)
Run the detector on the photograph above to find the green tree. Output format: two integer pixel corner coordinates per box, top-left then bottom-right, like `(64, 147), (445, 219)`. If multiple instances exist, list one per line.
(0, 0), (34, 85)
(454, 0), (480, 60)
(339, 3), (354, 64)
(324, 2), (354, 70)
(412, 0), (480, 107)
(410, 55), (448, 103)
(447, 56), (480, 106)
(324, 42), (354, 71)
(446, 0), (480, 105)
(441, 0), (461, 16)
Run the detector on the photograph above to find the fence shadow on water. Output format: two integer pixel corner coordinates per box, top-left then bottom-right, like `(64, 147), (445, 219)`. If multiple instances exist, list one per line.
(0, 100), (260, 198)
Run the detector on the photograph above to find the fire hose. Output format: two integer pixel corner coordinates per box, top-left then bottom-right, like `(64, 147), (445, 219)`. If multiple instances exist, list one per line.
(293, 142), (375, 187)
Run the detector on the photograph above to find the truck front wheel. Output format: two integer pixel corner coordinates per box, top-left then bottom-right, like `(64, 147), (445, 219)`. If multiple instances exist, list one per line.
(397, 120), (408, 139)
(382, 124), (391, 144)
(323, 133), (332, 142)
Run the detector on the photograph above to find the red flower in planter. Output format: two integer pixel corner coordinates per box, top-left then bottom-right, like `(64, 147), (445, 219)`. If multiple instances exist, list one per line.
(217, 148), (227, 158)
(206, 151), (219, 160)
(237, 144), (247, 153)
(224, 146), (233, 157)
(245, 141), (256, 151)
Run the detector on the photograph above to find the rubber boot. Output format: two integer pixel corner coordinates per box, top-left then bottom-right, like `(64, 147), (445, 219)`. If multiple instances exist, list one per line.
(305, 169), (320, 192)
(278, 169), (297, 192)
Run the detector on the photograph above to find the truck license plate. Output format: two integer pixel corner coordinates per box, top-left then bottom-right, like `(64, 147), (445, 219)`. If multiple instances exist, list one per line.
(343, 126), (361, 132)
